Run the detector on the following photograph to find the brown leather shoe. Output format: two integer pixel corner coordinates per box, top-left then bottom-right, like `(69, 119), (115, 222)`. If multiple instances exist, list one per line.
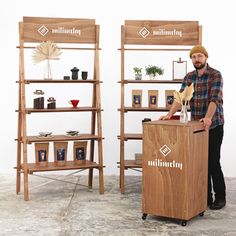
(210, 199), (226, 210)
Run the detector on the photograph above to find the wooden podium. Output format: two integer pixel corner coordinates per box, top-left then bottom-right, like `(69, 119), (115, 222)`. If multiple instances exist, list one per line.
(142, 120), (208, 226)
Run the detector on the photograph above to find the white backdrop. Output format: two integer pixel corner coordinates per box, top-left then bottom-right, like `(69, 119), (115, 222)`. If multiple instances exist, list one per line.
(0, 0), (235, 177)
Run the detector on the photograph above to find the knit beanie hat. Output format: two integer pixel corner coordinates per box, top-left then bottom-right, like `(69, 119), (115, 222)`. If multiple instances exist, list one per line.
(189, 45), (208, 58)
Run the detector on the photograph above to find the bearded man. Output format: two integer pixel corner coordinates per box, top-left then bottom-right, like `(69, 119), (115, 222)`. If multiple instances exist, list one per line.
(160, 45), (226, 210)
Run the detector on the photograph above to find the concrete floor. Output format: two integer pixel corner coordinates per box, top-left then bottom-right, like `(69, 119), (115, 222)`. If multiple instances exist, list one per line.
(0, 174), (235, 236)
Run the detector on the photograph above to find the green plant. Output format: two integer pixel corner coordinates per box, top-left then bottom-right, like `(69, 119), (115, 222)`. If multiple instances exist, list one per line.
(145, 65), (164, 76)
(133, 67), (142, 74)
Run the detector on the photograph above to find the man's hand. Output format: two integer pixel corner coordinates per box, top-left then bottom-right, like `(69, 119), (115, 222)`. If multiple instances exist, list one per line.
(159, 113), (172, 120)
(200, 117), (212, 130)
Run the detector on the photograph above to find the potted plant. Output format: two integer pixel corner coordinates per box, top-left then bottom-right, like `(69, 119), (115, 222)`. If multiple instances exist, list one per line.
(145, 65), (164, 80)
(133, 67), (142, 80)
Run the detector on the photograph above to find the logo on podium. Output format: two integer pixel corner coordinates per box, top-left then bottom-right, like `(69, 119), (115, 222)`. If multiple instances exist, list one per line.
(160, 145), (171, 157)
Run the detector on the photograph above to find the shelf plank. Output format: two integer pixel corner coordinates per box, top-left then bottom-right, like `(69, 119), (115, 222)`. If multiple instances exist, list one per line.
(118, 133), (142, 140)
(118, 160), (142, 169)
(22, 107), (101, 113)
(118, 48), (191, 51)
(118, 107), (189, 112)
(21, 160), (101, 173)
(119, 79), (183, 84)
(119, 106), (169, 112)
(16, 134), (101, 144)
(17, 46), (101, 51)
(22, 79), (101, 84)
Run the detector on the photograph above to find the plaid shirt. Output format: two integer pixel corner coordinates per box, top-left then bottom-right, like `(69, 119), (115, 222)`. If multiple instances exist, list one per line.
(180, 64), (224, 129)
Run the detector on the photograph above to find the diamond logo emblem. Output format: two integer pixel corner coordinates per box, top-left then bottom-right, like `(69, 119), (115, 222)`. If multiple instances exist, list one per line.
(38, 25), (49, 37)
(160, 145), (171, 157)
(139, 27), (150, 38)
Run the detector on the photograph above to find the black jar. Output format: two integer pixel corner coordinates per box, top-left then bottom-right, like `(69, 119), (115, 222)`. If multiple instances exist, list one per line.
(33, 89), (44, 109)
(47, 97), (56, 109)
(81, 71), (88, 80)
(71, 67), (79, 80)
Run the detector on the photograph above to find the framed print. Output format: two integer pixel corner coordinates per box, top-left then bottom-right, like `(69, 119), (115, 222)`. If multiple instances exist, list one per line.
(172, 58), (187, 81)
(148, 90), (158, 108)
(35, 142), (49, 166)
(165, 90), (175, 108)
(73, 141), (87, 164)
(132, 90), (142, 108)
(53, 142), (68, 165)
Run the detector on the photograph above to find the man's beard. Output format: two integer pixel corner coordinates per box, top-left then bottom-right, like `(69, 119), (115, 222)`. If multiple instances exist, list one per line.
(194, 61), (206, 70)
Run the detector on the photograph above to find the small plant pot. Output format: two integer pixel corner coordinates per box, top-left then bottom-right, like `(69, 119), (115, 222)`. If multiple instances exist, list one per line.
(135, 74), (142, 80)
(149, 74), (157, 80)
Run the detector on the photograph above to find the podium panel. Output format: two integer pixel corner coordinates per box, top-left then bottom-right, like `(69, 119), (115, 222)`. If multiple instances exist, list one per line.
(142, 120), (208, 222)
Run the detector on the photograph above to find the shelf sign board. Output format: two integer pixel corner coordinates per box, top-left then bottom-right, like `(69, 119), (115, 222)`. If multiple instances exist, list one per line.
(21, 17), (96, 43)
(124, 20), (200, 45)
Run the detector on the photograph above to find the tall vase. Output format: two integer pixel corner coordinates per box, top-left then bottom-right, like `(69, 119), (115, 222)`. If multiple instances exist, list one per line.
(180, 101), (188, 123)
(44, 59), (53, 80)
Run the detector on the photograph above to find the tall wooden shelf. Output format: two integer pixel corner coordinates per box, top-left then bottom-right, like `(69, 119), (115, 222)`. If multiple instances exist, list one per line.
(118, 20), (202, 193)
(16, 17), (104, 200)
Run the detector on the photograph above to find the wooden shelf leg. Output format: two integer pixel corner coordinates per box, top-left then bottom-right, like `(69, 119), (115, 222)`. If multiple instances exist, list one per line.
(88, 140), (95, 189)
(88, 169), (93, 189)
(98, 165), (104, 194)
(16, 73), (22, 194)
(88, 84), (96, 189)
(23, 142), (29, 201)
(94, 33), (104, 194)
(16, 139), (22, 194)
(16, 168), (21, 194)
(120, 140), (125, 194)
(120, 33), (125, 194)
(120, 168), (125, 194)
(23, 169), (29, 201)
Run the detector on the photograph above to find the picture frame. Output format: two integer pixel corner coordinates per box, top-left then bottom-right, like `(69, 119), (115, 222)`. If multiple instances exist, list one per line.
(148, 90), (158, 108)
(165, 90), (175, 108)
(53, 142), (68, 165)
(172, 58), (187, 81)
(35, 142), (49, 166)
(132, 90), (142, 108)
(73, 141), (87, 164)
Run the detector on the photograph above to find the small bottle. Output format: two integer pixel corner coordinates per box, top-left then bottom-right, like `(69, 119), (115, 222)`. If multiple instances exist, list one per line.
(180, 101), (188, 124)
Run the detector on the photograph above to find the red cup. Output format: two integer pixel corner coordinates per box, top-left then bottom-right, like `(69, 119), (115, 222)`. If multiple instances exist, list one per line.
(69, 99), (79, 108)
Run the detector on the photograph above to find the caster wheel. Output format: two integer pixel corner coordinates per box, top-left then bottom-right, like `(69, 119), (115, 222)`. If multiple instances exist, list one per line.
(181, 220), (187, 226)
(142, 213), (147, 220)
(199, 212), (204, 217)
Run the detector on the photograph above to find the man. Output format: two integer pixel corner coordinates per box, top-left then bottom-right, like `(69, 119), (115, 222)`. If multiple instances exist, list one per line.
(160, 45), (226, 210)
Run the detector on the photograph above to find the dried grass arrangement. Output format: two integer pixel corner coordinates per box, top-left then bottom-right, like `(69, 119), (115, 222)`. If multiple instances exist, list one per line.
(174, 83), (194, 104)
(32, 41), (62, 80)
